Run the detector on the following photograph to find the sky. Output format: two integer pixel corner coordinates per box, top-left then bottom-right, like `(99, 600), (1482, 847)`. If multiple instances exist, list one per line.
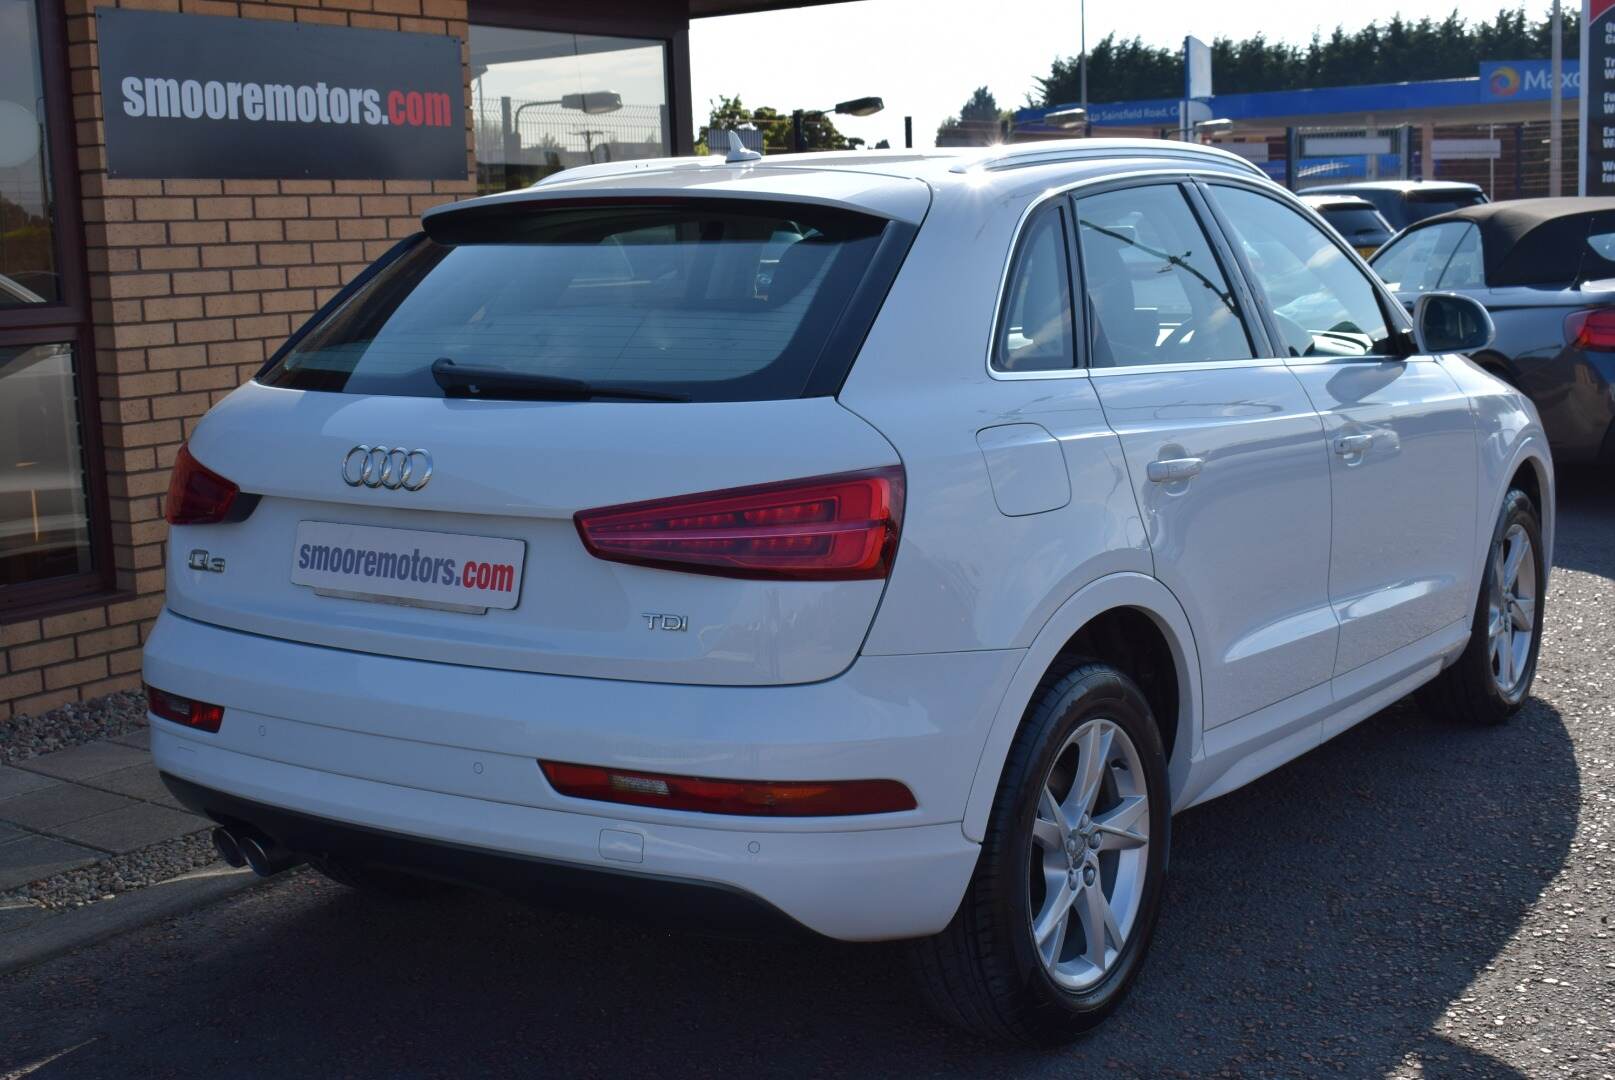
(688, 0), (1536, 150)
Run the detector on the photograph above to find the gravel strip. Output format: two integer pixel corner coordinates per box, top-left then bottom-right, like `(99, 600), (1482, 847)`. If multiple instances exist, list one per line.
(0, 690), (147, 767)
(0, 831), (218, 913)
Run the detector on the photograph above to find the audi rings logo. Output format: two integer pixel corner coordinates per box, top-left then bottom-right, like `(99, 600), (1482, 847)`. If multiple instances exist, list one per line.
(342, 445), (432, 491)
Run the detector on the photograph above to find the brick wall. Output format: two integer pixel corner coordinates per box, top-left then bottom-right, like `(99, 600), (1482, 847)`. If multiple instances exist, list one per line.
(0, 0), (476, 719)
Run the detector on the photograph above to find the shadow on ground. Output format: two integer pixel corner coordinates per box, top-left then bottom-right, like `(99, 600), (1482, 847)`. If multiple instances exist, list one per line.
(2, 690), (1578, 1078)
(1548, 466), (1615, 579)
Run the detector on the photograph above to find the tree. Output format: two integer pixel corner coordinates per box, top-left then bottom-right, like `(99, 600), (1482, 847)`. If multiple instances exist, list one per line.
(1033, 8), (1581, 106)
(936, 86), (1008, 146)
(698, 95), (850, 154)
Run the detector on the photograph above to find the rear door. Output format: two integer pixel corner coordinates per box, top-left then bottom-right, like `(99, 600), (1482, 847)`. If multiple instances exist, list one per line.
(1205, 182), (1479, 684)
(167, 196), (916, 687)
(1075, 180), (1338, 730)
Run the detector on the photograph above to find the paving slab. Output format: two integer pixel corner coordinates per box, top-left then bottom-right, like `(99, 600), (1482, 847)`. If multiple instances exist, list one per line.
(0, 821), (27, 845)
(110, 729), (150, 751)
(0, 865), (257, 977)
(0, 785), (136, 833)
(15, 740), (150, 782)
(50, 804), (207, 855)
(0, 766), (60, 803)
(0, 834), (99, 891)
(85, 764), (184, 810)
(0, 899), (50, 936)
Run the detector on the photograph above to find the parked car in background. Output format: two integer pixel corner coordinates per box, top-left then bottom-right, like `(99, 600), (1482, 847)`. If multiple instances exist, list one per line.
(1302, 179), (1488, 231)
(143, 140), (1553, 1046)
(1299, 193), (1394, 257)
(1371, 197), (1615, 464)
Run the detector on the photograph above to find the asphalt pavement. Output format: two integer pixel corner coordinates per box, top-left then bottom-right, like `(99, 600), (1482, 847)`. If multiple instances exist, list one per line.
(2, 473), (1611, 1079)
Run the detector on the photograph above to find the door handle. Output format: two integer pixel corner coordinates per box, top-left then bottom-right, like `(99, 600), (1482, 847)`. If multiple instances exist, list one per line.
(1334, 434), (1374, 458)
(1146, 457), (1204, 483)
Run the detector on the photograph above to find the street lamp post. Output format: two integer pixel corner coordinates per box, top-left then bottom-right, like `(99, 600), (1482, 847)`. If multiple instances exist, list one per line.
(1079, 0), (1088, 136)
(1550, 0), (1563, 197)
(790, 96), (884, 153)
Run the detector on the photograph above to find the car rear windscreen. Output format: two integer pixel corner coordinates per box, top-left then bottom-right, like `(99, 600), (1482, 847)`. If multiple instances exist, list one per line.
(1320, 208), (1390, 240)
(257, 200), (893, 402)
(1403, 190), (1487, 224)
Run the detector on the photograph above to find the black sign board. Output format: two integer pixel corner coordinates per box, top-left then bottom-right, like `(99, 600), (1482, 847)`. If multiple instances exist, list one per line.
(1584, 0), (1615, 195)
(97, 9), (465, 180)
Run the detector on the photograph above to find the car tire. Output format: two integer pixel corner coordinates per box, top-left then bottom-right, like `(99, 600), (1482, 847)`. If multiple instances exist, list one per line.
(1417, 488), (1545, 726)
(907, 661), (1171, 1045)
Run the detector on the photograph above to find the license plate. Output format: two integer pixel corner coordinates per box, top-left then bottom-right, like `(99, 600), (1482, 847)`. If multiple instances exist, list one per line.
(291, 521), (525, 612)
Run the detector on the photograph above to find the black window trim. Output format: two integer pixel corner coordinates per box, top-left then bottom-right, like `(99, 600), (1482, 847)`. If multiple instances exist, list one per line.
(1195, 177), (1415, 365)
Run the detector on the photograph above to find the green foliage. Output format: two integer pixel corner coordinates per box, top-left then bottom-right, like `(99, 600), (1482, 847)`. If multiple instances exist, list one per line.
(698, 95), (849, 154)
(1034, 7), (1581, 105)
(936, 86), (1009, 146)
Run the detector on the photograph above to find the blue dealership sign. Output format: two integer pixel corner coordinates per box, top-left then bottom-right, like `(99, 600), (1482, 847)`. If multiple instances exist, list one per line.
(1479, 60), (1580, 101)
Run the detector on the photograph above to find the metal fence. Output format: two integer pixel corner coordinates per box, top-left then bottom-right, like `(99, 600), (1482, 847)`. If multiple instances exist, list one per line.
(1223, 121), (1582, 198)
(1423, 119), (1579, 199)
(473, 97), (670, 193)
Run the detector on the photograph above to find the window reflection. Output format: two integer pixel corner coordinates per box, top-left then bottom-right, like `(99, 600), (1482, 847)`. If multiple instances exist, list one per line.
(0, 0), (58, 305)
(470, 26), (670, 194)
(1, 343), (92, 586)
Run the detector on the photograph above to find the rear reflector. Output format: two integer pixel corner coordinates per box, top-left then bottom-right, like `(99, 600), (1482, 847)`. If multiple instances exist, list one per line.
(1566, 308), (1615, 351)
(574, 466), (904, 580)
(539, 761), (916, 817)
(165, 444), (241, 526)
(145, 684), (224, 733)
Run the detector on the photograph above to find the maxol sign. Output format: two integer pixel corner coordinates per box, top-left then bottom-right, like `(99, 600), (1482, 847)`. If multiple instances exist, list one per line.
(1479, 59), (1582, 101)
(96, 9), (466, 180)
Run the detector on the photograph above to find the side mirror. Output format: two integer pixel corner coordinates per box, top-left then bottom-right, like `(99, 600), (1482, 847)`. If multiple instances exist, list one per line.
(1412, 292), (1495, 354)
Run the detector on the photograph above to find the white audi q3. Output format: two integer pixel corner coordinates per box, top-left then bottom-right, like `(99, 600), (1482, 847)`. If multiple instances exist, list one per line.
(144, 139), (1552, 1044)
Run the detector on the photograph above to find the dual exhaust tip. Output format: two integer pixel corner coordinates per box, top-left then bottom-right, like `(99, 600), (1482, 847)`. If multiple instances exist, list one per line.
(212, 826), (303, 878)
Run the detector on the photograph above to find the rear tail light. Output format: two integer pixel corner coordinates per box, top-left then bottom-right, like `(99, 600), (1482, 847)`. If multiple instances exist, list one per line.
(574, 466), (904, 580)
(165, 444), (240, 525)
(1565, 308), (1615, 351)
(144, 684), (224, 733)
(539, 761), (916, 817)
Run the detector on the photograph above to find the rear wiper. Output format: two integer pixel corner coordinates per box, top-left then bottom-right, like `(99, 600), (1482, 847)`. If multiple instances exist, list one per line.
(430, 357), (687, 402)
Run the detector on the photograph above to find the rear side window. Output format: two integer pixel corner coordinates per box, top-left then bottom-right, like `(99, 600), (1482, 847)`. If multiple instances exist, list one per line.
(1371, 222), (1472, 293)
(1438, 225), (1485, 289)
(994, 205), (1076, 373)
(258, 201), (892, 402)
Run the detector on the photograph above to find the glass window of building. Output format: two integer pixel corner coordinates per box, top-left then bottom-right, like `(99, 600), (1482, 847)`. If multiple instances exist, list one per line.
(469, 26), (670, 194)
(0, 0), (59, 305)
(1, 0), (99, 607)
(0, 342), (92, 587)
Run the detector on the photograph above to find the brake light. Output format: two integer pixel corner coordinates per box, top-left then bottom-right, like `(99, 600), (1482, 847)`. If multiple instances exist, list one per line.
(1566, 308), (1615, 351)
(574, 466), (904, 580)
(539, 761), (916, 816)
(144, 684), (224, 733)
(165, 444), (240, 525)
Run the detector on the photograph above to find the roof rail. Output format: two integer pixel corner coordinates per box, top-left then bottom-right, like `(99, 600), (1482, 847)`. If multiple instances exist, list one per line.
(951, 138), (1268, 180)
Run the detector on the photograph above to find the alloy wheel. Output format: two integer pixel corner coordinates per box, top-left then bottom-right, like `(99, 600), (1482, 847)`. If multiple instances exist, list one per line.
(1027, 717), (1151, 992)
(1487, 522), (1537, 697)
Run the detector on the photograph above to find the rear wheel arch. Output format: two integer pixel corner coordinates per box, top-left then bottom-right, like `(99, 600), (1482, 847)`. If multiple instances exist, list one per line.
(962, 574), (1201, 843)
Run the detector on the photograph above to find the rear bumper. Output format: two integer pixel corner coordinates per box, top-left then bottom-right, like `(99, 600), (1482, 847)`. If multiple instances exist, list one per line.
(162, 774), (810, 939)
(1534, 349), (1615, 464)
(143, 610), (1019, 940)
